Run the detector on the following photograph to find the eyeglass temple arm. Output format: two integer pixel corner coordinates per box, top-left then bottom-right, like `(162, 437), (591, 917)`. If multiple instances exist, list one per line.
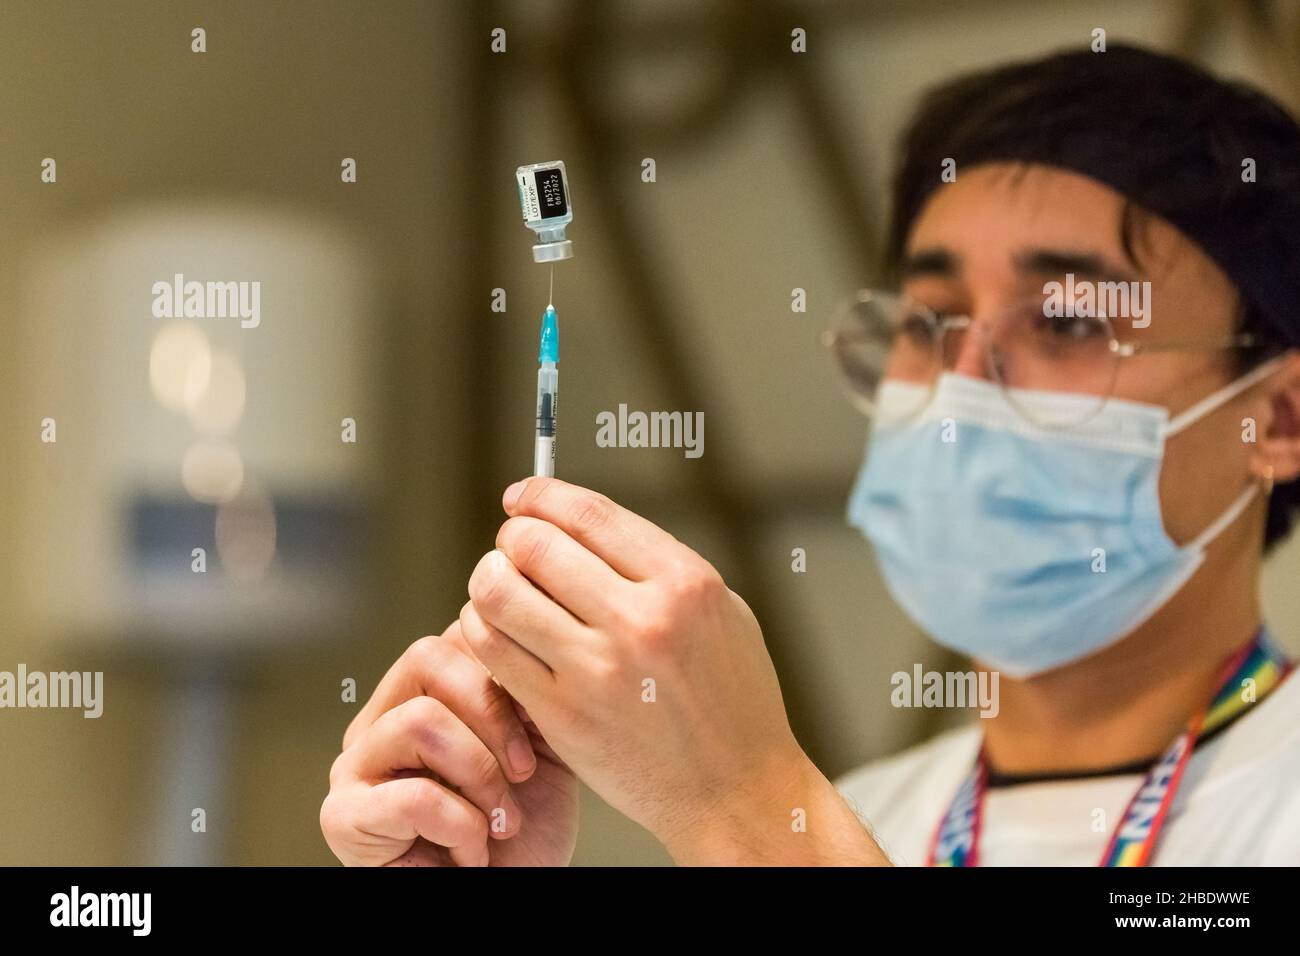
(1110, 333), (1258, 358)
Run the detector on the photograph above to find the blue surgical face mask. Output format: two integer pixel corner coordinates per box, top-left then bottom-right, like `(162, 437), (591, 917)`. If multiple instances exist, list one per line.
(847, 367), (1280, 677)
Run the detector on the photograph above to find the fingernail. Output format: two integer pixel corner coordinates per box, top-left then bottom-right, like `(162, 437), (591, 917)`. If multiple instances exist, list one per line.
(507, 732), (536, 776)
(503, 479), (527, 511)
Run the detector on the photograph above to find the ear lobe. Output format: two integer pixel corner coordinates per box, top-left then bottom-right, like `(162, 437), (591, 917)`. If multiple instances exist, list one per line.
(1251, 353), (1300, 484)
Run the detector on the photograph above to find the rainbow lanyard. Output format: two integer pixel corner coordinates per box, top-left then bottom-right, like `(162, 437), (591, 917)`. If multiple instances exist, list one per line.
(928, 629), (1293, 867)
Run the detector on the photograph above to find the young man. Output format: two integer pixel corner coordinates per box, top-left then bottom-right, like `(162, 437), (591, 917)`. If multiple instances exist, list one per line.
(321, 45), (1300, 866)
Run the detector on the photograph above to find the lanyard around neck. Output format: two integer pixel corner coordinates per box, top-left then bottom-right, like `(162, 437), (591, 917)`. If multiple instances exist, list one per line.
(928, 628), (1293, 867)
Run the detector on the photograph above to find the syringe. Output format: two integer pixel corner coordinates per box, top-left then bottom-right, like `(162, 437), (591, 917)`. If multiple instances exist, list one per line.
(534, 303), (559, 478)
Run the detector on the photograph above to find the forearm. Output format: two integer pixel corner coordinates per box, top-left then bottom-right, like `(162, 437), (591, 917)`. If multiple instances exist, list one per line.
(660, 752), (893, 867)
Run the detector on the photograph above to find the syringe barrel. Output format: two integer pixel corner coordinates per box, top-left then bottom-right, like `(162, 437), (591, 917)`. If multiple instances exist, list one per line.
(535, 362), (558, 437)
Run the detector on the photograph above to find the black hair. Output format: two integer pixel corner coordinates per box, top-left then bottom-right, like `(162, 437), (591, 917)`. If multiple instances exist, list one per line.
(886, 43), (1300, 551)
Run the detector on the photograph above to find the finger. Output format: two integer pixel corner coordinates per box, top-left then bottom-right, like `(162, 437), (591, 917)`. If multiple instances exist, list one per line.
(334, 777), (489, 867)
(468, 548), (586, 665)
(496, 515), (634, 625)
(344, 624), (536, 781)
(341, 696), (523, 839)
(384, 839), (451, 867)
(459, 600), (554, 720)
(503, 477), (684, 581)
(346, 625), (473, 746)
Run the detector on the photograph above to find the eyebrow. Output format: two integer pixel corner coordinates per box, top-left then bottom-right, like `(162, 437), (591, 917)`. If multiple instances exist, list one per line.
(900, 246), (1139, 284)
(900, 248), (957, 278)
(1014, 248), (1139, 284)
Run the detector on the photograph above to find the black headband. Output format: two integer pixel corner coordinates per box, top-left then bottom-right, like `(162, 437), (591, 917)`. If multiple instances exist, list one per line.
(892, 46), (1300, 348)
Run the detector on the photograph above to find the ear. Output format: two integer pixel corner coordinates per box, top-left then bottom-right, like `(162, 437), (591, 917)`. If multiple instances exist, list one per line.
(1250, 352), (1300, 484)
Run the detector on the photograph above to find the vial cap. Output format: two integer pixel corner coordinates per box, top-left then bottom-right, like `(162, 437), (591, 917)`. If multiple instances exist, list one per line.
(532, 240), (573, 263)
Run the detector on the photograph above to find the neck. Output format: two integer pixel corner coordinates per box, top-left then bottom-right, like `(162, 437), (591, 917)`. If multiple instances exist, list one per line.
(979, 515), (1264, 776)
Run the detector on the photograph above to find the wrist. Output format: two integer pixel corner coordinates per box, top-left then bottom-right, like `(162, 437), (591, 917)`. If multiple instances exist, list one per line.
(660, 745), (890, 866)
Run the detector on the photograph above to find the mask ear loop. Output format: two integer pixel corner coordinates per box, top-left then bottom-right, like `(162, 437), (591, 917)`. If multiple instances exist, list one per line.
(1164, 354), (1290, 437)
(1168, 356), (1290, 552)
(1187, 481), (1260, 552)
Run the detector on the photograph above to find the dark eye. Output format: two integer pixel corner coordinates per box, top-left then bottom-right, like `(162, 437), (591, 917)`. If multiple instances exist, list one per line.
(1032, 311), (1105, 341)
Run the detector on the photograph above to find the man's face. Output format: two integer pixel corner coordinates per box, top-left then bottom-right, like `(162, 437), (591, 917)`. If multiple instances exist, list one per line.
(898, 162), (1262, 546)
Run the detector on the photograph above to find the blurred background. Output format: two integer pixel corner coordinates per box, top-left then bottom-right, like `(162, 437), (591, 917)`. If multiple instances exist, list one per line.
(3, 0), (1300, 866)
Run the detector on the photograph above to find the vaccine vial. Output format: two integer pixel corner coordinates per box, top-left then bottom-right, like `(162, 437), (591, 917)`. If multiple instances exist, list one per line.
(516, 160), (574, 262)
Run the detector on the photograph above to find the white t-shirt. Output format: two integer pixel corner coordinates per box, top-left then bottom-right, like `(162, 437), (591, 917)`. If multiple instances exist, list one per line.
(836, 670), (1300, 866)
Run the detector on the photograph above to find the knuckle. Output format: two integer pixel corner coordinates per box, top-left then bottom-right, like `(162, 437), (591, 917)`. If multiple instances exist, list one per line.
(504, 519), (550, 572)
(666, 558), (722, 606)
(636, 612), (678, 649)
(470, 560), (514, 615)
(606, 599), (637, 634)
(461, 615), (503, 660)
(585, 652), (623, 687)
(401, 696), (452, 750)
(570, 493), (614, 536)
(402, 634), (433, 660)
(401, 633), (451, 680)
(319, 791), (355, 847)
(393, 778), (436, 825)
(328, 750), (350, 788)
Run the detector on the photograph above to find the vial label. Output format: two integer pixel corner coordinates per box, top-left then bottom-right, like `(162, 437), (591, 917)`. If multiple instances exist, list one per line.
(535, 168), (567, 217)
(517, 164), (569, 225)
